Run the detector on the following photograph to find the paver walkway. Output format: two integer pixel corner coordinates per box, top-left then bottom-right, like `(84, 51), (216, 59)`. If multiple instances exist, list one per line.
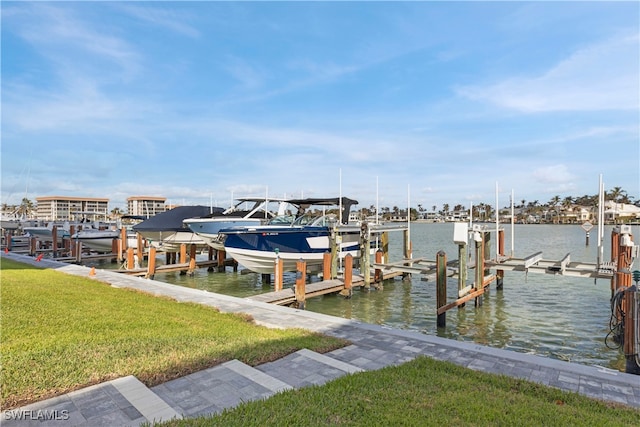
(2, 253), (639, 426)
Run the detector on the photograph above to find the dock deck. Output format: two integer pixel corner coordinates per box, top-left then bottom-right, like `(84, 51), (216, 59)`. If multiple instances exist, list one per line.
(248, 270), (404, 305)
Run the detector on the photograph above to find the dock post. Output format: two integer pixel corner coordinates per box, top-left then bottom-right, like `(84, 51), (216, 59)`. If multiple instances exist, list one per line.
(374, 250), (383, 283)
(126, 247), (134, 270)
(457, 241), (467, 308)
(146, 246), (157, 279)
(475, 233), (484, 307)
(29, 237), (37, 256)
(330, 226), (338, 279)
(623, 285), (639, 375)
(52, 226), (58, 258)
(120, 227), (127, 249)
(360, 222), (371, 289)
(136, 234), (144, 262)
(323, 252), (331, 281)
(381, 232), (389, 264)
(262, 274), (272, 285)
(295, 259), (307, 310)
(403, 228), (412, 281)
(341, 253), (353, 298)
(436, 250), (447, 328)
(5, 232), (12, 251)
(274, 256), (283, 291)
(180, 243), (187, 263)
(75, 241), (82, 264)
(187, 244), (197, 276)
(207, 247), (214, 272)
(496, 229), (505, 290)
(117, 237), (123, 263)
(217, 249), (225, 272)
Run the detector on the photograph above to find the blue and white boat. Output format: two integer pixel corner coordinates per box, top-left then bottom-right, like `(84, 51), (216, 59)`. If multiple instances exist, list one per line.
(183, 197), (290, 251)
(218, 197), (361, 274)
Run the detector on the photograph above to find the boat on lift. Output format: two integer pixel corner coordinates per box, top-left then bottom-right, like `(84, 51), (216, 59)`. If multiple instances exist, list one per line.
(183, 197), (292, 250)
(133, 205), (223, 252)
(218, 197), (360, 274)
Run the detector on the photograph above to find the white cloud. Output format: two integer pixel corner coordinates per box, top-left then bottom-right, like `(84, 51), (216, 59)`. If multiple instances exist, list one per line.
(456, 33), (639, 112)
(117, 4), (200, 38)
(531, 164), (576, 194)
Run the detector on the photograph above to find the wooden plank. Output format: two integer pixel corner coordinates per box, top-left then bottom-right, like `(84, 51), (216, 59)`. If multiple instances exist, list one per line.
(437, 287), (486, 315)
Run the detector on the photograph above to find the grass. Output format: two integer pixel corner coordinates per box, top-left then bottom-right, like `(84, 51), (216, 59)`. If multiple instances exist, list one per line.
(3, 258), (639, 425)
(159, 355), (640, 427)
(0, 258), (348, 409)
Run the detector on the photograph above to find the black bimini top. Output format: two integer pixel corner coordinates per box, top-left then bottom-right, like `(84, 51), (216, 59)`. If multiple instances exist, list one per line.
(132, 206), (224, 232)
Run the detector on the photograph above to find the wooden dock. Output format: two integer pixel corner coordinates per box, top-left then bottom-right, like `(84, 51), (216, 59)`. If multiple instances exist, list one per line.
(248, 270), (403, 306)
(115, 260), (220, 277)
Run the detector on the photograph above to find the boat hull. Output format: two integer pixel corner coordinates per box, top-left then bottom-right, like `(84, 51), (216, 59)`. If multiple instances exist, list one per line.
(184, 218), (262, 250)
(138, 230), (208, 252)
(221, 226), (360, 274)
(72, 230), (120, 253)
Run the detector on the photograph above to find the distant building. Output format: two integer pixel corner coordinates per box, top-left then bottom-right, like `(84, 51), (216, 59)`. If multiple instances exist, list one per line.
(127, 196), (166, 217)
(604, 201), (640, 223)
(35, 196), (109, 221)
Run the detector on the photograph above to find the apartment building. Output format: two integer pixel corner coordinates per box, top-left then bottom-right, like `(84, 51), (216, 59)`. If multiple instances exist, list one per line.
(35, 196), (109, 221)
(127, 196), (167, 217)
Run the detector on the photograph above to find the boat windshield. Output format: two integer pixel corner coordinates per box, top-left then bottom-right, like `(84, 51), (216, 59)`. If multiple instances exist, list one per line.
(267, 215), (296, 225)
(292, 213), (337, 227)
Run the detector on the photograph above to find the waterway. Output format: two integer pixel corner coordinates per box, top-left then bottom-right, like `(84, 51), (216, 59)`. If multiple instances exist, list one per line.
(118, 223), (640, 372)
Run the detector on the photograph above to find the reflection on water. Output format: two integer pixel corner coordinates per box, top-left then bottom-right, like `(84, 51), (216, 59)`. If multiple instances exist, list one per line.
(96, 223), (637, 372)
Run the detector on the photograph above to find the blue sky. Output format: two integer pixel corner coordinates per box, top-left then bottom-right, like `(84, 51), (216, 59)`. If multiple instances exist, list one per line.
(2, 1), (638, 212)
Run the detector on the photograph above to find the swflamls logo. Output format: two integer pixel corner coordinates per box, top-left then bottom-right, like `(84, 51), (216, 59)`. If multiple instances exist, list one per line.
(3, 409), (70, 421)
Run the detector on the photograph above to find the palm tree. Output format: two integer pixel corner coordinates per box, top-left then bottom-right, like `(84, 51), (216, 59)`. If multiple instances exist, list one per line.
(17, 198), (34, 218)
(608, 187), (625, 202)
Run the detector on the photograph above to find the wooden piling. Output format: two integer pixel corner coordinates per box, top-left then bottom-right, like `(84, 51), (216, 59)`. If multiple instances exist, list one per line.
(623, 285), (639, 375)
(120, 227), (127, 250)
(29, 237), (37, 256)
(361, 222), (371, 289)
(136, 234), (144, 262)
(127, 247), (135, 270)
(187, 244), (197, 276)
(75, 241), (82, 263)
(323, 252), (331, 281)
(180, 244), (187, 264)
(274, 256), (283, 291)
(374, 250), (383, 283)
(457, 241), (467, 308)
(295, 259), (307, 309)
(207, 247), (214, 272)
(330, 227), (338, 279)
(217, 249), (225, 272)
(146, 246), (157, 279)
(436, 250), (447, 328)
(341, 253), (353, 298)
(497, 229), (504, 290)
(52, 226), (58, 258)
(475, 235), (484, 307)
(381, 232), (389, 264)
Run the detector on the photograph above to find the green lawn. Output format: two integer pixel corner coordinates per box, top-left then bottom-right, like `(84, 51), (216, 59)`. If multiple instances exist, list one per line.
(0, 258), (347, 409)
(160, 355), (640, 427)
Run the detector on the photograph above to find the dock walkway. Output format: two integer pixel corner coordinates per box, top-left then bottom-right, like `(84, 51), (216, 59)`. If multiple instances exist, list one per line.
(2, 252), (639, 426)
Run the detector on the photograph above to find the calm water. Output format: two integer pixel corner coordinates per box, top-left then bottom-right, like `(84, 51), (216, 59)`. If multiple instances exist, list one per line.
(121, 223), (640, 372)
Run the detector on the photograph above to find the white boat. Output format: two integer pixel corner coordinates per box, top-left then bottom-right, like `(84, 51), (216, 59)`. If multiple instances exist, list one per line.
(219, 197), (361, 274)
(183, 197), (290, 250)
(132, 206), (219, 252)
(71, 228), (120, 253)
(22, 221), (71, 243)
